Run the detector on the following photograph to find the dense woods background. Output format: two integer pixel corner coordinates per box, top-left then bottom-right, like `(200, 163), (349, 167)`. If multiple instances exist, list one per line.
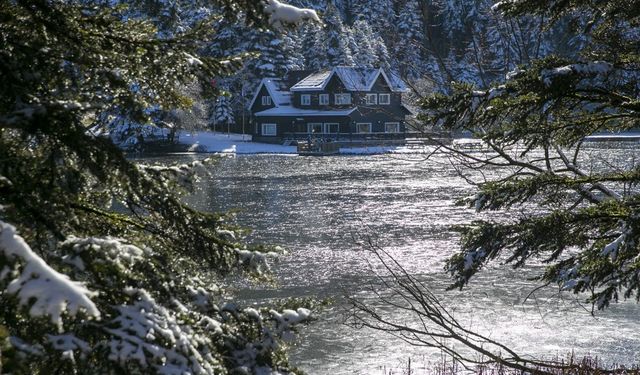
(204, 0), (584, 123)
(115, 0), (577, 128)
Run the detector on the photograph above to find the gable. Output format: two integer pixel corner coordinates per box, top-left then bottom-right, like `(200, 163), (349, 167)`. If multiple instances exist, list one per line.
(325, 73), (347, 92)
(250, 84), (274, 112)
(370, 75), (392, 92)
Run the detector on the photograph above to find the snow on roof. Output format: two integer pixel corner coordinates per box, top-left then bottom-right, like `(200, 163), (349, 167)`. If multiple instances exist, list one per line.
(386, 71), (409, 92)
(254, 107), (356, 117)
(263, 79), (291, 106)
(290, 67), (408, 92)
(249, 78), (291, 109)
(401, 103), (417, 115)
(290, 70), (333, 91)
(334, 66), (379, 91)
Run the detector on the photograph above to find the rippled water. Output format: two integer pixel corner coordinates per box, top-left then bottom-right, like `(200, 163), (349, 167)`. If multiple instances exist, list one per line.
(157, 146), (640, 374)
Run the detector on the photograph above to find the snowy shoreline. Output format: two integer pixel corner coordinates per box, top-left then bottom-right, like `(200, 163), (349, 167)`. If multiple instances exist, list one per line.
(174, 130), (436, 155)
(169, 130), (640, 156)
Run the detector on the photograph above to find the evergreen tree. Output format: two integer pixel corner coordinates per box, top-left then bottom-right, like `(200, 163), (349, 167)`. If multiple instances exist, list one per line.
(245, 29), (291, 78)
(351, 19), (377, 68)
(394, 0), (424, 79)
(323, 2), (354, 67)
(300, 22), (328, 69)
(350, 1), (640, 373)
(352, 0), (394, 37)
(422, 0), (640, 311)
(371, 28), (391, 70)
(282, 31), (305, 71)
(0, 1), (317, 373)
(210, 94), (235, 129)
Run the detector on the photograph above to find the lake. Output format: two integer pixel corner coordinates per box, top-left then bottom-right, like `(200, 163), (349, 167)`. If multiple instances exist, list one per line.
(157, 146), (640, 374)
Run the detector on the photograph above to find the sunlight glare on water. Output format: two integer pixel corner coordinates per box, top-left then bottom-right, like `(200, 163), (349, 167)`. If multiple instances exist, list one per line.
(166, 147), (640, 374)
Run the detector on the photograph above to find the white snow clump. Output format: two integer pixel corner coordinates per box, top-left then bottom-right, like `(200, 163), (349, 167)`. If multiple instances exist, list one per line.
(0, 221), (101, 331)
(61, 236), (147, 271)
(540, 61), (613, 87)
(263, 0), (320, 28)
(106, 287), (222, 373)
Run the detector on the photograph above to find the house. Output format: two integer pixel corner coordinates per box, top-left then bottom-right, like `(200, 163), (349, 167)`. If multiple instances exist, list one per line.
(249, 67), (413, 144)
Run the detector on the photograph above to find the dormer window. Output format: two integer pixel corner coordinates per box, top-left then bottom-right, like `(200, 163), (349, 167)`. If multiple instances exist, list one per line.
(301, 94), (311, 106)
(319, 94), (329, 105)
(365, 93), (377, 105)
(261, 96), (272, 106)
(335, 93), (351, 105)
(379, 94), (391, 105)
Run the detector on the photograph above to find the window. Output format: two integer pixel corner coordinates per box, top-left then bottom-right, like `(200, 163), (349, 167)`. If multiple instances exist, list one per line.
(334, 93), (352, 105)
(261, 96), (272, 106)
(301, 94), (311, 106)
(319, 94), (329, 105)
(324, 123), (339, 133)
(385, 122), (400, 133)
(379, 93), (391, 105)
(357, 123), (372, 133)
(308, 123), (323, 134)
(262, 123), (277, 136)
(365, 93), (378, 105)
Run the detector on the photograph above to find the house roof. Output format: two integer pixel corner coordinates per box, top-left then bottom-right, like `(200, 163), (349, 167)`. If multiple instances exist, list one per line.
(254, 107), (357, 117)
(401, 103), (417, 116)
(290, 67), (408, 93)
(248, 78), (292, 109)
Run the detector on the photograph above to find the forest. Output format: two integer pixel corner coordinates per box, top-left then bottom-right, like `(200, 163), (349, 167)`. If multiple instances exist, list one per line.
(1, 0), (639, 374)
(124, 0), (575, 129)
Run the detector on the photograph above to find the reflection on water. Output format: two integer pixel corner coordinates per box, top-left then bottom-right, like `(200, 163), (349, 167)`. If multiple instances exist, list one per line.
(158, 148), (640, 374)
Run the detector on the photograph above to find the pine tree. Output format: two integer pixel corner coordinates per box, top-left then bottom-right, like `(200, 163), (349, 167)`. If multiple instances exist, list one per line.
(371, 29), (391, 70)
(351, 19), (377, 68)
(0, 1), (316, 373)
(323, 2), (354, 66)
(245, 29), (291, 78)
(352, 0), (394, 37)
(300, 22), (327, 69)
(350, 1), (640, 373)
(394, 0), (424, 79)
(422, 0), (640, 311)
(210, 94), (235, 129)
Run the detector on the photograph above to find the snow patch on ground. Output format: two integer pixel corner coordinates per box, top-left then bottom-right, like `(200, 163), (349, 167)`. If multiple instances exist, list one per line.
(179, 131), (460, 155)
(177, 132), (297, 154)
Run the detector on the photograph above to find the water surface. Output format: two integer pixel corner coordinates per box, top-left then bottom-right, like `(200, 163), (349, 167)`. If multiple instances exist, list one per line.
(166, 147), (640, 374)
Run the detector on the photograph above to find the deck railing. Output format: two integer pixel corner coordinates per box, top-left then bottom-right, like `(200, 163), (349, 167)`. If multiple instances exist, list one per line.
(284, 132), (408, 143)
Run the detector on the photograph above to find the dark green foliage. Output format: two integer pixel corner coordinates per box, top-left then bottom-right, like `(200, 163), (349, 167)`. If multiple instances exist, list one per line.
(421, 0), (640, 309)
(0, 0), (312, 373)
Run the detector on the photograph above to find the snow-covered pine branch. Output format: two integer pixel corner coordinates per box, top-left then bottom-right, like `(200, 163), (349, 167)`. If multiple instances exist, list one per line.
(0, 221), (101, 331)
(263, 0), (320, 29)
(540, 61), (613, 87)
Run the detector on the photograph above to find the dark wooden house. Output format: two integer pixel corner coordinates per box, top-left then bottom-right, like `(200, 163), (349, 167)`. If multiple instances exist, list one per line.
(249, 67), (413, 144)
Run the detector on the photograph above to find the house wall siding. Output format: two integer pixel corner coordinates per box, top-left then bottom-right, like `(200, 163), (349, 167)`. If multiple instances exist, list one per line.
(349, 111), (406, 133)
(292, 75), (352, 110)
(251, 69), (411, 140)
(253, 115), (354, 143)
(250, 85), (276, 113)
